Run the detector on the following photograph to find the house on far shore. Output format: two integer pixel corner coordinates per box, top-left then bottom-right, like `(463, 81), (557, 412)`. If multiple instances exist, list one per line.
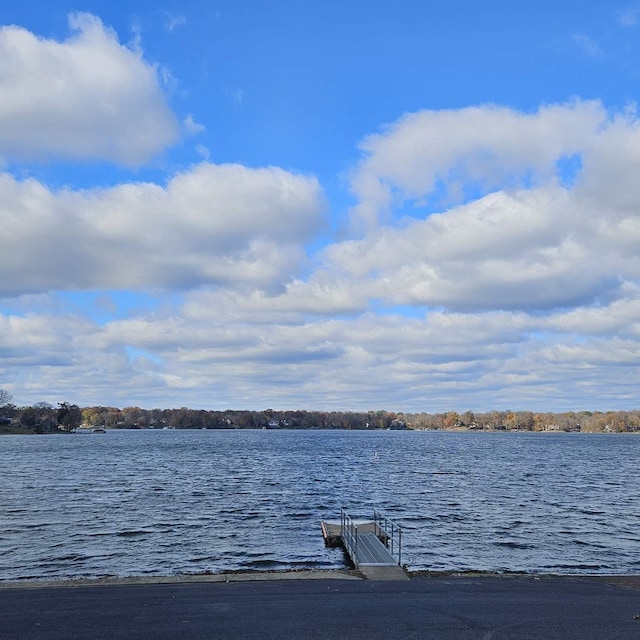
(0, 416), (12, 426)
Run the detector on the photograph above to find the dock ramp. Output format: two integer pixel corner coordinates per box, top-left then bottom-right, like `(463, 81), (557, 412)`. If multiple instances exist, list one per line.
(321, 509), (408, 580)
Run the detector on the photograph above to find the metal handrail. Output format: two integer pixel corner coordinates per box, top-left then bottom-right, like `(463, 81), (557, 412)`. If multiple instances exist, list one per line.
(340, 508), (358, 566)
(373, 508), (403, 566)
(342, 507), (403, 567)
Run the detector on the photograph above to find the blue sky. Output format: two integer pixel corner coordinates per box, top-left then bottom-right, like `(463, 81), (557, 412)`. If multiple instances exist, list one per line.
(1, 1), (640, 411)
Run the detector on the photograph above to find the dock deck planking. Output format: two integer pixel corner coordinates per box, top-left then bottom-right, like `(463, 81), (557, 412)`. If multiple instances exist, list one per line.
(350, 531), (397, 566)
(320, 517), (408, 579)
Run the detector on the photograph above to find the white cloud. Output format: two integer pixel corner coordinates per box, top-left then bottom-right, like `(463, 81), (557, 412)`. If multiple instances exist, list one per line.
(196, 145), (211, 160)
(165, 13), (187, 32)
(0, 163), (325, 295)
(349, 100), (605, 228)
(0, 13), (179, 165)
(572, 33), (604, 58)
(545, 295), (640, 337)
(330, 101), (640, 312)
(183, 115), (205, 136)
(321, 186), (619, 311)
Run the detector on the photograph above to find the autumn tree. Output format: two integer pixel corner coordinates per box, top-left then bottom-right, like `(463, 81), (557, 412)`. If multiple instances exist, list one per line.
(461, 411), (475, 428)
(82, 408), (104, 427)
(443, 411), (460, 429)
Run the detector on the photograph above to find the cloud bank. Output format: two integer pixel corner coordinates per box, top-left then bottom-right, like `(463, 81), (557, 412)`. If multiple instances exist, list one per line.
(0, 13), (638, 414)
(0, 163), (325, 295)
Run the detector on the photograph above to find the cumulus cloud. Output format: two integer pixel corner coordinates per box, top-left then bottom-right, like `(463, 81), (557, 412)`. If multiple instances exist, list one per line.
(326, 101), (640, 312)
(179, 276), (370, 323)
(0, 163), (325, 295)
(0, 13), (179, 165)
(321, 186), (622, 311)
(349, 100), (605, 228)
(545, 295), (640, 337)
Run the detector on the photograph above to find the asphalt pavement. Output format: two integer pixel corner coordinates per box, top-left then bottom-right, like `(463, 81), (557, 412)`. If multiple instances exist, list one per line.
(3, 575), (640, 639)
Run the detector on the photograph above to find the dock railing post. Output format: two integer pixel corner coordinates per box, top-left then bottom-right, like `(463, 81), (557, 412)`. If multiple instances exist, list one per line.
(354, 521), (358, 563)
(371, 509), (403, 567)
(341, 508), (360, 567)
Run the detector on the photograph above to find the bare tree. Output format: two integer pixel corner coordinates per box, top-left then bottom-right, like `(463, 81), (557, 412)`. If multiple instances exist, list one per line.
(0, 389), (13, 408)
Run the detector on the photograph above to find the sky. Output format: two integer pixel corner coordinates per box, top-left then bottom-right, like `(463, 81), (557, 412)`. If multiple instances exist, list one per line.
(1, 0), (640, 412)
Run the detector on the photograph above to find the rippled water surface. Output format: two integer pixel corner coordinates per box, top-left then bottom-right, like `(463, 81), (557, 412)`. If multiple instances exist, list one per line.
(1, 429), (639, 580)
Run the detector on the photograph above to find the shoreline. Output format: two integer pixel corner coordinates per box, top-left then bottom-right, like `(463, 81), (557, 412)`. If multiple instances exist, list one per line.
(3, 426), (639, 436)
(3, 568), (640, 590)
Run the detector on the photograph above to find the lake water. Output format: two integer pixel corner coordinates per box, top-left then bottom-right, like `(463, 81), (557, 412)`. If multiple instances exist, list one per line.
(1, 429), (639, 581)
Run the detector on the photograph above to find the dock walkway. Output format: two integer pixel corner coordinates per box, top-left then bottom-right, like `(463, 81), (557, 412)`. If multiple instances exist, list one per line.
(321, 509), (409, 580)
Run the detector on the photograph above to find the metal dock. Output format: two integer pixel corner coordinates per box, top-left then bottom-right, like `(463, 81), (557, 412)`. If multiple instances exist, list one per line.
(321, 509), (409, 580)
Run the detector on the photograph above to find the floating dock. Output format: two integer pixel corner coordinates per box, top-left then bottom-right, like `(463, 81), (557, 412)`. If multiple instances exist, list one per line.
(321, 509), (409, 580)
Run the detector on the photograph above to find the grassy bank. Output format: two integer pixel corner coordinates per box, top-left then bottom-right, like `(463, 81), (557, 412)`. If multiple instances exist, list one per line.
(0, 425), (37, 435)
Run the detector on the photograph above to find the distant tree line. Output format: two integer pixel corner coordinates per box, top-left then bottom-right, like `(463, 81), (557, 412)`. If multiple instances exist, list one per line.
(403, 409), (640, 433)
(1, 390), (639, 434)
(0, 394), (83, 433)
